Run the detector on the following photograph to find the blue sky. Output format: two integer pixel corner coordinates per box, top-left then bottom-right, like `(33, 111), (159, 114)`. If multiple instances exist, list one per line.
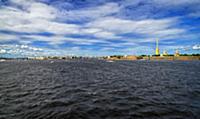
(0, 0), (200, 57)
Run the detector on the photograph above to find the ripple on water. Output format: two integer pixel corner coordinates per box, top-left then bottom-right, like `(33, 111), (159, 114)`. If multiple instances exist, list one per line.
(0, 60), (200, 119)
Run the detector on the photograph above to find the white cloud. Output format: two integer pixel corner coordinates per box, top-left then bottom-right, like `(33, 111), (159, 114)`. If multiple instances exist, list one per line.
(28, 2), (57, 20)
(153, 29), (185, 37)
(123, 46), (154, 55)
(189, 12), (200, 18)
(87, 17), (184, 38)
(0, 33), (18, 41)
(93, 31), (120, 39)
(20, 34), (110, 45)
(0, 1), (122, 42)
(10, 0), (34, 5)
(153, 0), (200, 6)
(0, 44), (106, 57)
(0, 0), (186, 41)
(0, 49), (6, 54)
(0, 1), (80, 35)
(81, 28), (101, 34)
(80, 28), (121, 39)
(0, 0), (198, 56)
(101, 41), (137, 48)
(19, 44), (43, 51)
(20, 45), (28, 49)
(0, 44), (44, 57)
(99, 46), (154, 55)
(58, 2), (121, 21)
(193, 45), (200, 50)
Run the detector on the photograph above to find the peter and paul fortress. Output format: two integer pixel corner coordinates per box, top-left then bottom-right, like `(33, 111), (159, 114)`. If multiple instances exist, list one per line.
(104, 38), (199, 61)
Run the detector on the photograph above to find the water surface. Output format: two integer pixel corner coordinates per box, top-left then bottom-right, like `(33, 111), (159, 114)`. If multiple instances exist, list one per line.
(0, 60), (200, 119)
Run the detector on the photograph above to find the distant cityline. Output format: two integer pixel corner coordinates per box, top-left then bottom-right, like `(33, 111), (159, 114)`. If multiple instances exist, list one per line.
(0, 40), (199, 60)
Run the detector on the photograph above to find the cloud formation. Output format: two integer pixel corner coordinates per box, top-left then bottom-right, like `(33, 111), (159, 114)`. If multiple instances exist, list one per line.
(0, 0), (199, 57)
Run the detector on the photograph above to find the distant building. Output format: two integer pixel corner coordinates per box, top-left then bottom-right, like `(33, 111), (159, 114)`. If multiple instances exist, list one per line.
(155, 39), (160, 55)
(28, 57), (45, 60)
(105, 55), (138, 60)
(123, 55), (138, 60)
(174, 50), (180, 56)
(163, 50), (168, 56)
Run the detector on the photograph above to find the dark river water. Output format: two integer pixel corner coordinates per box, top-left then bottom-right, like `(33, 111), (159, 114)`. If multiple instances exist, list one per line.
(0, 60), (200, 119)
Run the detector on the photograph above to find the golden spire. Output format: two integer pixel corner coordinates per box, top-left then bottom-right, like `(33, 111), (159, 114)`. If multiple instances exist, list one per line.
(155, 39), (160, 55)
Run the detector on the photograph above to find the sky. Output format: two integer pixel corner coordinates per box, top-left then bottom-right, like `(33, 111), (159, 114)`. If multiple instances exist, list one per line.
(0, 0), (200, 57)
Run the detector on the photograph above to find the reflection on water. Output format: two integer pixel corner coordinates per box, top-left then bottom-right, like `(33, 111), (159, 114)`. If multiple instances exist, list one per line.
(0, 60), (200, 119)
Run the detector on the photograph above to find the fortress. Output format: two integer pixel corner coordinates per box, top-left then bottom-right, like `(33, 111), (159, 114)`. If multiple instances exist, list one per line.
(105, 39), (200, 61)
(142, 39), (200, 61)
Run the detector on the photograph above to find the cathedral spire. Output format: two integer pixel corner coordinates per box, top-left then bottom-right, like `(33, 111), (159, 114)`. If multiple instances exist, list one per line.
(155, 39), (160, 55)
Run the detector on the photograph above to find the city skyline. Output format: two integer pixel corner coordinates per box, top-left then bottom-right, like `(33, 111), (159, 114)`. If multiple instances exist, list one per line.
(0, 0), (200, 57)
